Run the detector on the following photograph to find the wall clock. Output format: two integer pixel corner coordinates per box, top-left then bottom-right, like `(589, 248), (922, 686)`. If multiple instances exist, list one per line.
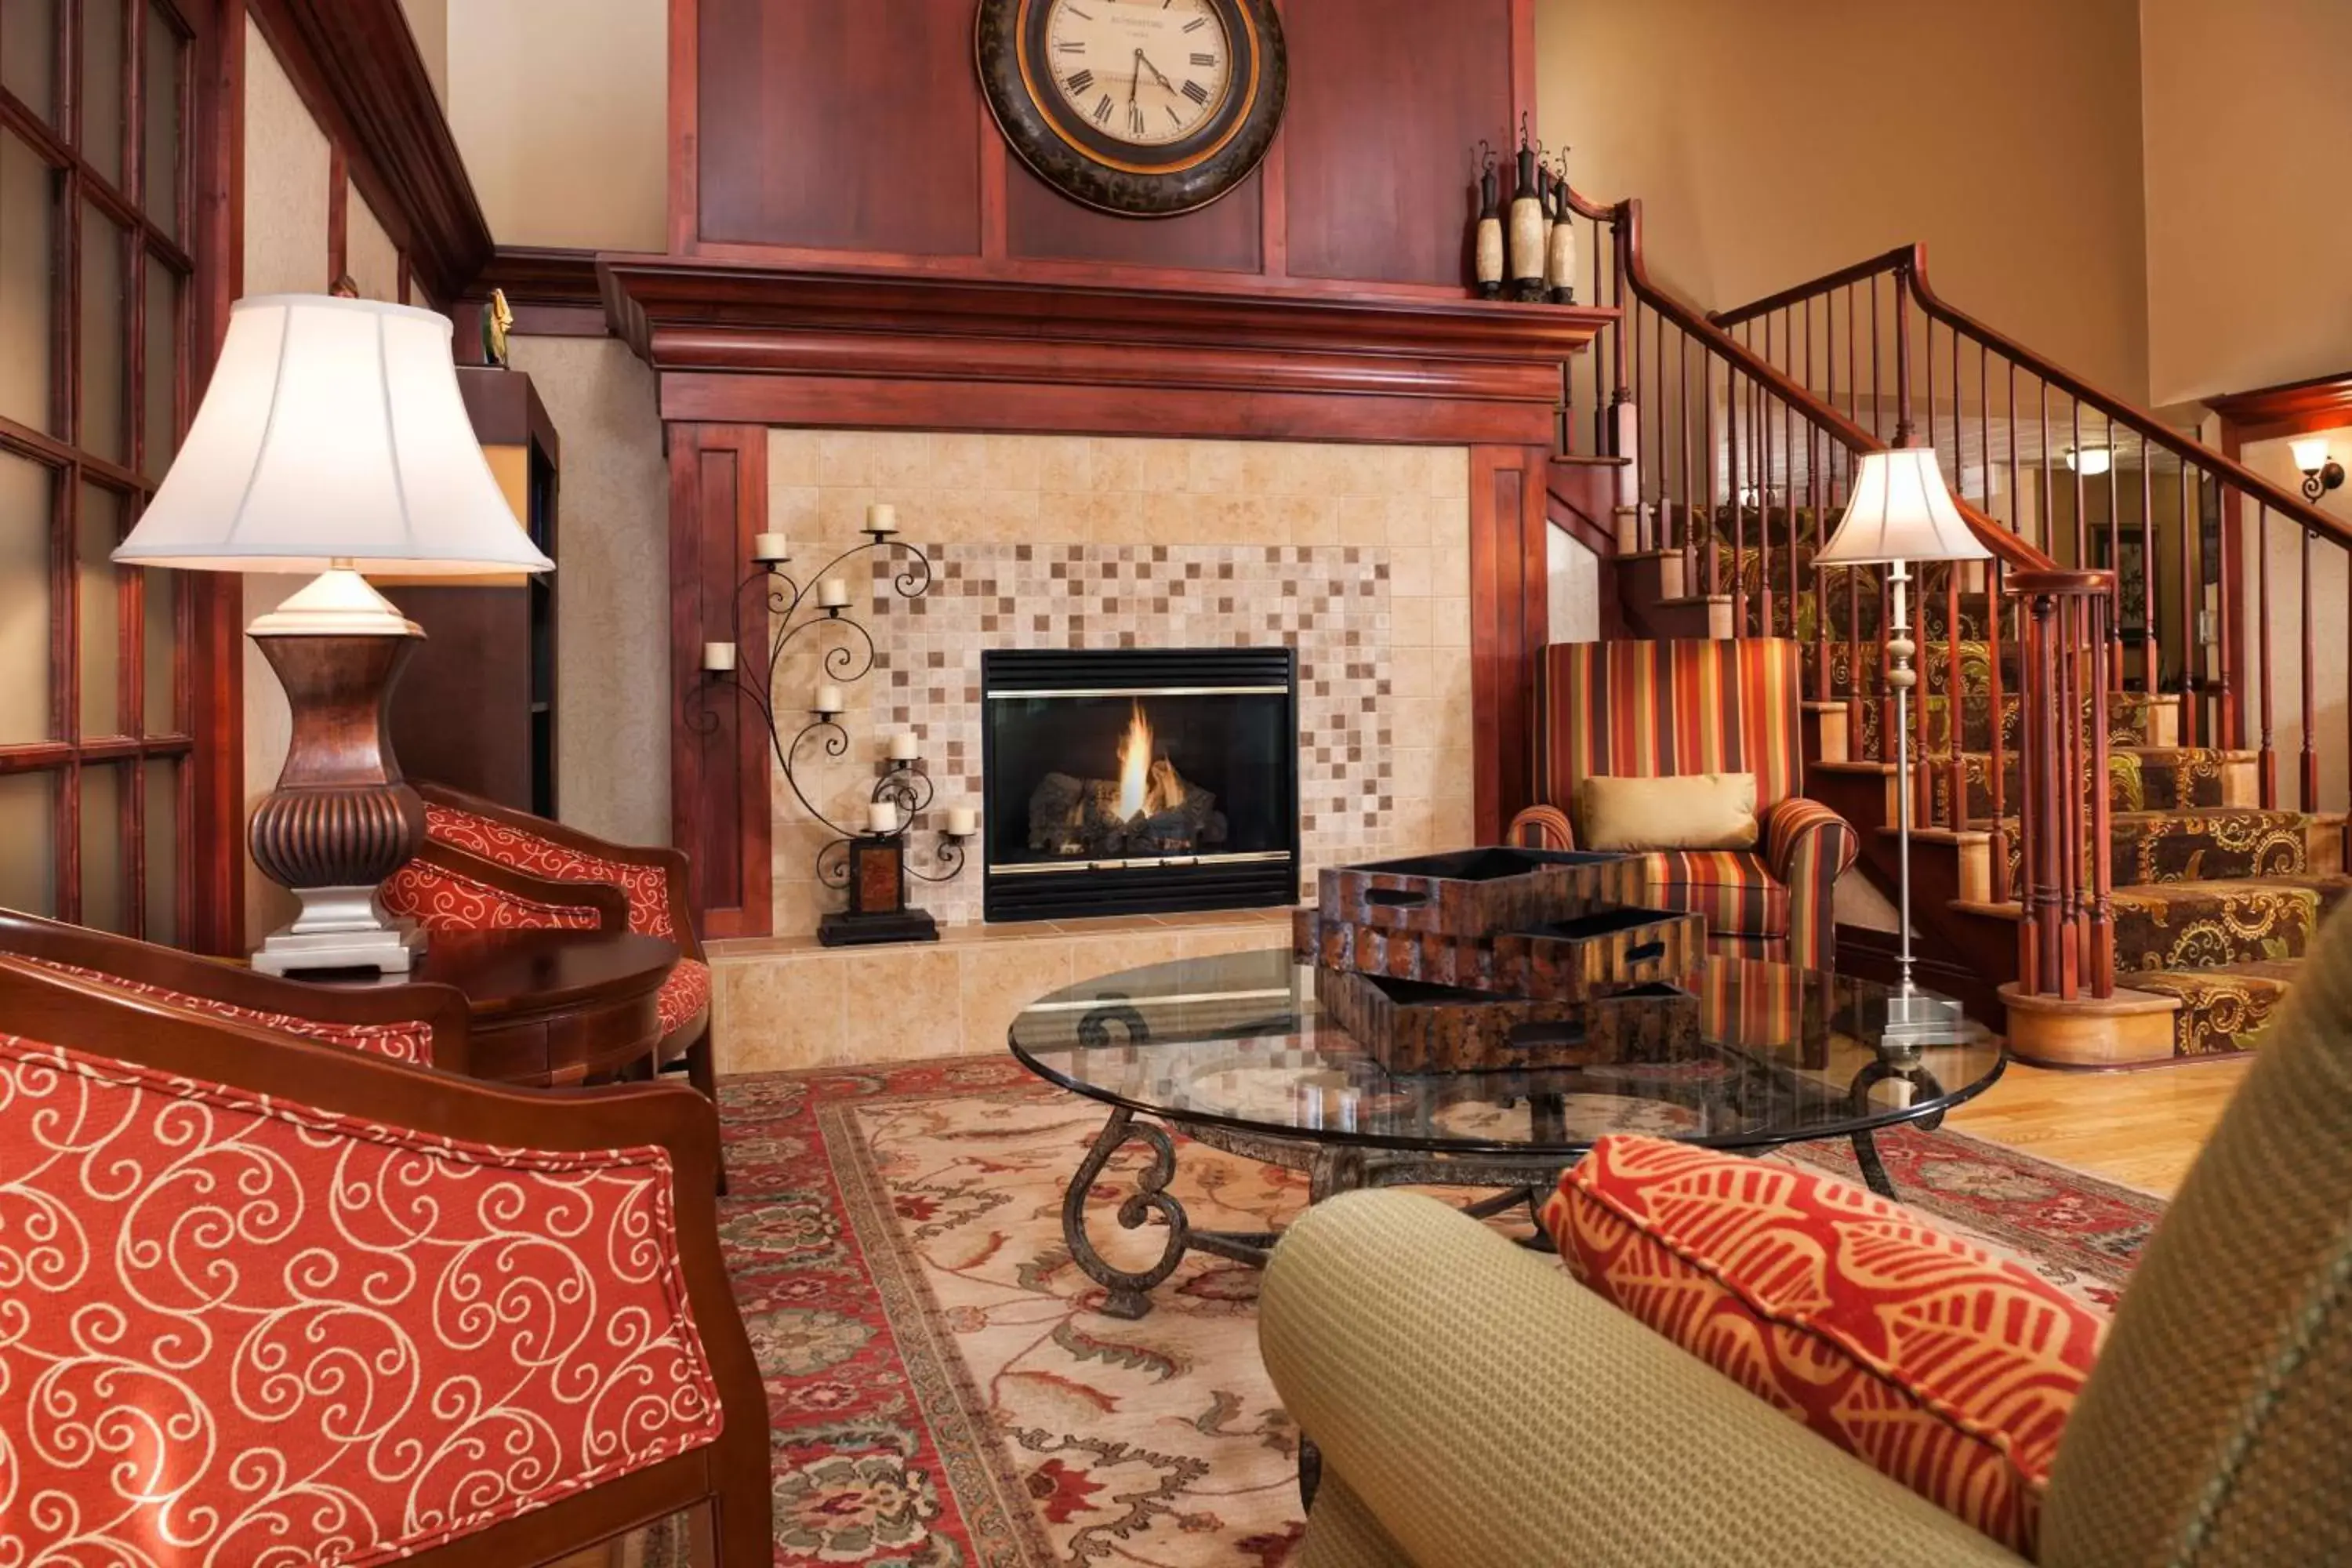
(977, 0), (1287, 218)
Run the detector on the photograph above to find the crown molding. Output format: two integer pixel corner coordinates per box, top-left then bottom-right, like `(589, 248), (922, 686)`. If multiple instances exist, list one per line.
(245, 0), (492, 307)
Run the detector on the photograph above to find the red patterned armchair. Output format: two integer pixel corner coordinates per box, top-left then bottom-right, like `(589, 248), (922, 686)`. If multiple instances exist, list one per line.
(382, 783), (713, 1100)
(0, 954), (771, 1566)
(1507, 637), (1857, 970)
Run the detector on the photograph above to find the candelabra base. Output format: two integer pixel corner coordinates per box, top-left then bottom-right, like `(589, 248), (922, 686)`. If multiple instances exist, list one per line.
(818, 908), (942, 948)
(1868, 986), (1973, 1051)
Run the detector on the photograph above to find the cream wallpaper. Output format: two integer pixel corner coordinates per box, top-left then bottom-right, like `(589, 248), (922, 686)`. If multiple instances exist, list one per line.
(237, 16), (334, 942)
(760, 430), (1476, 935)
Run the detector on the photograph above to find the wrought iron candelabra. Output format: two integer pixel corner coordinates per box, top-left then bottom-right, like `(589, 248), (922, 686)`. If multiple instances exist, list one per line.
(688, 513), (972, 947)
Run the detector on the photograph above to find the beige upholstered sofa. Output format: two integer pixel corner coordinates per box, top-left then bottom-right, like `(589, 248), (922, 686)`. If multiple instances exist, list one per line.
(1260, 911), (2352, 1566)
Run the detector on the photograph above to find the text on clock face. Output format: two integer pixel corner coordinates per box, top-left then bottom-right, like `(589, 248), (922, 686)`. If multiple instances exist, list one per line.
(1047, 0), (1233, 148)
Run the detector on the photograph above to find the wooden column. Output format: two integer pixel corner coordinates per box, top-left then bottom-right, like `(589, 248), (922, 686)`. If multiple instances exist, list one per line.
(669, 425), (770, 938)
(1468, 445), (1552, 840)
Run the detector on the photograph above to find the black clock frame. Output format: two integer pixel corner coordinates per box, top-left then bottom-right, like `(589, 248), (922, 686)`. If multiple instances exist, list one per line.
(977, 0), (1287, 218)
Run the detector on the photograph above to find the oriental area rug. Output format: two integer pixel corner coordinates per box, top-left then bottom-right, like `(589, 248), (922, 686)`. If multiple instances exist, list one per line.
(709, 1055), (2164, 1568)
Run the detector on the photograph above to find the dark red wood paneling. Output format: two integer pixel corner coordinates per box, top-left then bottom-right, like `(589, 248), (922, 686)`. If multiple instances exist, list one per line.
(1004, 157), (1264, 273)
(695, 0), (985, 256)
(1280, 0), (1512, 288)
(670, 426), (771, 935)
(1468, 445), (1549, 839)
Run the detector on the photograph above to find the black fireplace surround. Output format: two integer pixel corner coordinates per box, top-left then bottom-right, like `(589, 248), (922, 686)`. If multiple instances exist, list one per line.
(981, 648), (1299, 921)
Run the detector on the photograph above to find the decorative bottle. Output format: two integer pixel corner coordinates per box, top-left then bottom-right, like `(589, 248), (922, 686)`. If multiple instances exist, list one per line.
(1473, 158), (1504, 300)
(1546, 169), (1577, 305)
(1508, 140), (1546, 303)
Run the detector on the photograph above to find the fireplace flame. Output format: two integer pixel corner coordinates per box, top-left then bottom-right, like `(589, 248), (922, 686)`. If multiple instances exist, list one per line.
(1116, 702), (1155, 820)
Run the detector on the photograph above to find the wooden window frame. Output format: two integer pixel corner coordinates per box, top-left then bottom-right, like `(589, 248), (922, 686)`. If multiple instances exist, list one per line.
(0, 0), (241, 952)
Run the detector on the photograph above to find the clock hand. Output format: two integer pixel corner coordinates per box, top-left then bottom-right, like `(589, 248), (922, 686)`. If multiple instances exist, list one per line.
(1137, 50), (1177, 92)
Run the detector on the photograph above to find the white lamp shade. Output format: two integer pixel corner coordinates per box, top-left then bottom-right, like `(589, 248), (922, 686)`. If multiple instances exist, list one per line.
(112, 294), (554, 576)
(2291, 437), (2332, 475)
(1815, 447), (1991, 567)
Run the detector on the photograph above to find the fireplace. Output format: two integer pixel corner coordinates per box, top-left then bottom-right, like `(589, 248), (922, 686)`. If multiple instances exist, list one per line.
(982, 648), (1299, 921)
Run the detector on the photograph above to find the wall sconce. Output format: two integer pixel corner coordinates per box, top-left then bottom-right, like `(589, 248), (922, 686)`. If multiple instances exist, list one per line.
(2063, 445), (2112, 477)
(2292, 437), (2345, 505)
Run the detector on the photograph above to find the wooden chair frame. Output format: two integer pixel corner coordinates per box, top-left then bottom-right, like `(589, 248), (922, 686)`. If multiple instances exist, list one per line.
(0, 956), (773, 1566)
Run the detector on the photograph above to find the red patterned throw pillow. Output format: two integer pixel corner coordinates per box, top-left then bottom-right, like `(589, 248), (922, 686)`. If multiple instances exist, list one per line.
(1540, 1135), (2104, 1558)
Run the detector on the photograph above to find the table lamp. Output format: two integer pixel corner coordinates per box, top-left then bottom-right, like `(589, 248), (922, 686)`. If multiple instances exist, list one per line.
(1814, 446), (1989, 1047)
(113, 294), (554, 975)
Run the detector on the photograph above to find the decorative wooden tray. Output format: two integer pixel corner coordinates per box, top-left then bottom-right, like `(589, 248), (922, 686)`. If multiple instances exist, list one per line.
(1316, 848), (1646, 937)
(1314, 967), (1701, 1074)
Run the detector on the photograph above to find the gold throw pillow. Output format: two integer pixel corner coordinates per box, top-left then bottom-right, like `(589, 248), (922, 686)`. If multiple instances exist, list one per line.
(1576, 772), (1759, 851)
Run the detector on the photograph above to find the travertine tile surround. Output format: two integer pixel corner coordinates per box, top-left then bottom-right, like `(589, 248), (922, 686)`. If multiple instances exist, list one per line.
(716, 430), (1475, 1071)
(763, 430), (1475, 933)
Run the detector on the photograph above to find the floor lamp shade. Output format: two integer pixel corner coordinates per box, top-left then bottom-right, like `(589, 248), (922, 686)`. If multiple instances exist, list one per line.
(114, 295), (551, 975)
(113, 294), (553, 576)
(1816, 447), (1991, 568)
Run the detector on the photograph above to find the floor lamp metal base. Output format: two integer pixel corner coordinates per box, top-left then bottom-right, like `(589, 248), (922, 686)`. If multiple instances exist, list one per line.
(1871, 988), (1973, 1050)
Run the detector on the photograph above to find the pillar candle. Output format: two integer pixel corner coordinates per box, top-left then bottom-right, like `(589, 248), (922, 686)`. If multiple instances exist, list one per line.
(700, 641), (735, 673)
(753, 532), (791, 562)
(817, 579), (849, 608)
(887, 732), (920, 761)
(868, 800), (902, 834)
(944, 807), (978, 837)
(866, 503), (898, 535)
(815, 684), (844, 713)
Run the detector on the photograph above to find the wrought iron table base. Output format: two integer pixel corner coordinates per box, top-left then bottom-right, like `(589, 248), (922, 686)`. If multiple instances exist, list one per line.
(1062, 1106), (1916, 1319)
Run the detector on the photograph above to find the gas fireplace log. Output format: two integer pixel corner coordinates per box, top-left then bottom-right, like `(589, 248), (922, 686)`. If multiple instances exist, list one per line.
(1027, 763), (1229, 858)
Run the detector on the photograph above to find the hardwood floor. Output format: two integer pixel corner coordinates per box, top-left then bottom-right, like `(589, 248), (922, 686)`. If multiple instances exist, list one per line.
(1947, 1055), (2252, 1197)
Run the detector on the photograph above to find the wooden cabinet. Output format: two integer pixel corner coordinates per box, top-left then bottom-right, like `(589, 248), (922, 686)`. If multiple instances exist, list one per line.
(383, 368), (561, 816)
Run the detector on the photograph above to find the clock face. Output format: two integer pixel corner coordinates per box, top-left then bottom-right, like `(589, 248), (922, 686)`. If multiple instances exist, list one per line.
(1044, 0), (1232, 150)
(977, 0), (1287, 217)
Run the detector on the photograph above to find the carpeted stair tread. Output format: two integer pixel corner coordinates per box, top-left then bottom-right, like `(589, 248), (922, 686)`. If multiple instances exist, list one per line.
(1973, 808), (2309, 888)
(1925, 744), (2247, 828)
(2132, 960), (2303, 1057)
(2112, 877), (2350, 971)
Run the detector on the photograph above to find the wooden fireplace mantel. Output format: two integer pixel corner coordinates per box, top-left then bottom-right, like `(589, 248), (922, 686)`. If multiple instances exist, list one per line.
(600, 254), (1613, 446)
(617, 253), (1613, 935)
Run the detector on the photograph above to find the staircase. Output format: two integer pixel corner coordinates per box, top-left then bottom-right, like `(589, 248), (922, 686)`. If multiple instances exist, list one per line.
(1542, 201), (2351, 1066)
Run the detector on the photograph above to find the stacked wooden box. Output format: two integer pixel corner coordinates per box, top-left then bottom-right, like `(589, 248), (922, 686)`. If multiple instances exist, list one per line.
(1298, 848), (1704, 1073)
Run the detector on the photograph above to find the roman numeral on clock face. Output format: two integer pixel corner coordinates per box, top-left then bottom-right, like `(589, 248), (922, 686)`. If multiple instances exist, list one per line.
(1093, 93), (1113, 122)
(1065, 67), (1094, 93)
(1190, 51), (1217, 66)
(1181, 15), (1206, 30)
(1055, 39), (1084, 52)
(1128, 103), (1146, 134)
(1181, 79), (1209, 104)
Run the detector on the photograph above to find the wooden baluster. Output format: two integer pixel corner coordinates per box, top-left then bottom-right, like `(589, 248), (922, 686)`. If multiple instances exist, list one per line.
(1784, 310), (1799, 643)
(2008, 361), (2021, 546)
(1753, 319), (1772, 639)
(2177, 459), (2198, 748)
(1987, 557), (2009, 903)
(2060, 593), (2083, 996)
(2071, 400), (2085, 568)
(2140, 456), (2157, 696)
(1893, 270), (1913, 445)
(2024, 586), (2061, 993)
(1951, 321), (1965, 510)
(1592, 216), (1609, 455)
(2302, 516), (2318, 811)
(1630, 299), (1646, 539)
(1703, 356), (1719, 598)
(1945, 554), (1963, 837)
(1812, 426), (1829, 699)
(1731, 366), (1748, 635)
(2217, 472), (2239, 751)
(1923, 311), (1936, 459)
(2257, 499), (2274, 808)
(2089, 591), (2115, 997)
(1679, 326), (1692, 576)
(1871, 274), (1884, 444)
(2038, 380), (2052, 563)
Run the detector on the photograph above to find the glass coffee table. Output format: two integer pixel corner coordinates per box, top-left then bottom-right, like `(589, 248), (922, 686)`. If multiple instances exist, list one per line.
(1009, 948), (2002, 1319)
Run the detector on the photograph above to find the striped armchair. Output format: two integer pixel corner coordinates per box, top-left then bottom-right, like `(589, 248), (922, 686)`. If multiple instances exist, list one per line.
(1507, 638), (1857, 970)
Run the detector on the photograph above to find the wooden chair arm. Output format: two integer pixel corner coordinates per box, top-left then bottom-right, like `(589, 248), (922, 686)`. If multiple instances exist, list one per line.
(0, 909), (475, 1073)
(418, 782), (703, 960)
(411, 840), (636, 931)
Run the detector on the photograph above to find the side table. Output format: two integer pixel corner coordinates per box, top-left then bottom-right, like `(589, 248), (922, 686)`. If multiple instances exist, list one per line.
(313, 928), (677, 1087)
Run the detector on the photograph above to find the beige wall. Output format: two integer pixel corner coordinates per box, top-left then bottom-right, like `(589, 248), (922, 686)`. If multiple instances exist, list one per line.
(1537, 0), (2153, 399)
(240, 16), (336, 941)
(2141, 0), (2352, 404)
(509, 337), (672, 846)
(444, 0), (666, 250)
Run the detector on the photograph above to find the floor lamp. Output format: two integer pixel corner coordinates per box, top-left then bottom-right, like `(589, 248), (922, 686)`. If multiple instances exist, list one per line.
(1814, 447), (1991, 1047)
(113, 295), (554, 975)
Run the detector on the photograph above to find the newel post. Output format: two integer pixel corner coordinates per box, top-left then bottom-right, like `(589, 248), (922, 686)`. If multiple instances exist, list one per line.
(2006, 568), (2118, 1003)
